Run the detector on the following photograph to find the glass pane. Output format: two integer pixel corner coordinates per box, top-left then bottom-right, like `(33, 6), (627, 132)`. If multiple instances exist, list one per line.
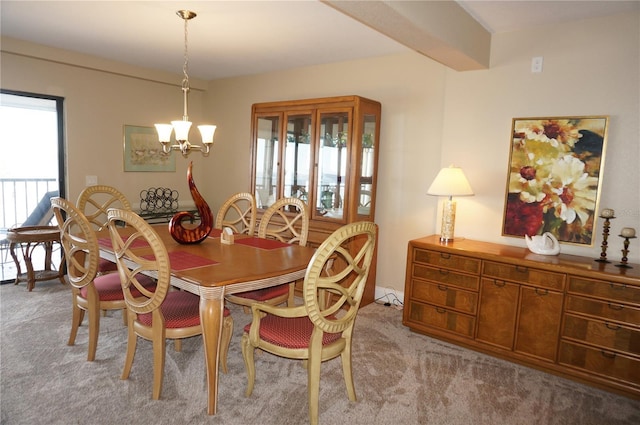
(358, 114), (377, 216)
(284, 113), (312, 205)
(316, 111), (348, 220)
(254, 116), (279, 209)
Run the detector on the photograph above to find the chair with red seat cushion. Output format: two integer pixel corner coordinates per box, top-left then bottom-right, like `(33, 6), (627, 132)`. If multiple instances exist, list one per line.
(107, 208), (233, 400)
(76, 185), (132, 275)
(214, 192), (257, 235)
(226, 197), (309, 311)
(51, 197), (156, 362)
(241, 221), (377, 425)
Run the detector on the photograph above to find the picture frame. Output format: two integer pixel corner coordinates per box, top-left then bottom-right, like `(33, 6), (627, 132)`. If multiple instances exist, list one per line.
(123, 125), (175, 172)
(502, 116), (609, 246)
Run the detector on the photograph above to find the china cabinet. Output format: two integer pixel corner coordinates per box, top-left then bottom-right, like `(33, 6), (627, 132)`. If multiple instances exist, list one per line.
(404, 235), (640, 399)
(250, 95), (381, 305)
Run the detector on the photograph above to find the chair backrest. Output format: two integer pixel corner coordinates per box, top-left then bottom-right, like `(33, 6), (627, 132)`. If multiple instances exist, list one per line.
(304, 221), (377, 334)
(77, 185), (131, 231)
(257, 197), (309, 246)
(51, 197), (99, 290)
(106, 208), (170, 315)
(23, 190), (59, 227)
(215, 192), (257, 235)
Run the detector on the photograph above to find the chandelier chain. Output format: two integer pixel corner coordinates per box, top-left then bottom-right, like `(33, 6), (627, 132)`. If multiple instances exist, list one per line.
(182, 17), (190, 91)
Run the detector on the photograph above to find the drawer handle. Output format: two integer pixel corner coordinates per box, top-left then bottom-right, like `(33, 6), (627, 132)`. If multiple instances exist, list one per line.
(608, 303), (624, 311)
(534, 288), (549, 296)
(608, 282), (627, 290)
(605, 322), (621, 331)
(439, 269), (449, 276)
(437, 284), (448, 291)
(435, 307), (446, 314)
(493, 279), (506, 288)
(515, 265), (528, 273)
(600, 350), (617, 359)
(440, 253), (451, 260)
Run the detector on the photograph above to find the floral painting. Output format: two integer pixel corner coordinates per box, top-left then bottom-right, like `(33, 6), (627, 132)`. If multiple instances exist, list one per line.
(502, 116), (608, 246)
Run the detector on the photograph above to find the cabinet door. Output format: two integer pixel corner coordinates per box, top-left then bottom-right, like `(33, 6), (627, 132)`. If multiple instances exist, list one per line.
(515, 286), (563, 362)
(476, 278), (518, 350)
(253, 115), (281, 209)
(355, 113), (378, 218)
(314, 109), (351, 222)
(284, 112), (313, 202)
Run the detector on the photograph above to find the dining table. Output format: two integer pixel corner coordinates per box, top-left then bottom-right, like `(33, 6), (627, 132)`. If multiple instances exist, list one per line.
(96, 223), (316, 415)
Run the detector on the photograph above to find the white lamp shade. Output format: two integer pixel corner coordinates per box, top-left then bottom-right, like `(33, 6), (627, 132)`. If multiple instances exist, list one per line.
(427, 166), (474, 197)
(198, 125), (217, 144)
(171, 120), (192, 141)
(154, 124), (174, 143)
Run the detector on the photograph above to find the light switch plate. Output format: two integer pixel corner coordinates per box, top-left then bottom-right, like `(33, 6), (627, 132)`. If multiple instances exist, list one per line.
(85, 175), (98, 186)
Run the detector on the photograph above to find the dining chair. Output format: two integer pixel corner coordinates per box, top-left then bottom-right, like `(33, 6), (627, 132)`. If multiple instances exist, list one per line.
(51, 197), (155, 361)
(214, 192), (257, 235)
(106, 208), (233, 400)
(226, 197), (309, 311)
(241, 221), (377, 425)
(76, 184), (131, 275)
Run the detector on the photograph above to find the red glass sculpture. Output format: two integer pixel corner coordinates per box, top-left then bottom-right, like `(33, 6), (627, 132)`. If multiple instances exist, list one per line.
(169, 161), (213, 244)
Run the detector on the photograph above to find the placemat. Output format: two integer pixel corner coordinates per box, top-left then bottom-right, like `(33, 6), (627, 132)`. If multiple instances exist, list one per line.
(234, 237), (291, 250)
(98, 237), (149, 249)
(142, 251), (219, 271)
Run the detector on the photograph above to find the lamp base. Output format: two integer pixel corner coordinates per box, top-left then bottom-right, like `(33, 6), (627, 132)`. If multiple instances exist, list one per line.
(439, 199), (457, 242)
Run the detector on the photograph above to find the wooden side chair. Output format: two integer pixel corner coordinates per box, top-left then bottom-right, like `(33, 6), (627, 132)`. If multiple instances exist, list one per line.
(226, 197), (309, 311)
(241, 221), (377, 425)
(106, 208), (233, 400)
(76, 184), (132, 275)
(51, 197), (155, 361)
(215, 192), (257, 235)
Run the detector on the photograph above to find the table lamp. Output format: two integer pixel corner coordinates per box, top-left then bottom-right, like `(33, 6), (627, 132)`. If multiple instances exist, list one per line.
(427, 165), (474, 242)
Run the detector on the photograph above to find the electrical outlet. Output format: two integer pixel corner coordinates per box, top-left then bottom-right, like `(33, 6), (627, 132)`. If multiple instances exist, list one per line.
(531, 56), (543, 73)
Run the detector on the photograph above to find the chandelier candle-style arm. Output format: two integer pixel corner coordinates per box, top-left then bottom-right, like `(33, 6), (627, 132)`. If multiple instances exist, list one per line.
(155, 9), (216, 157)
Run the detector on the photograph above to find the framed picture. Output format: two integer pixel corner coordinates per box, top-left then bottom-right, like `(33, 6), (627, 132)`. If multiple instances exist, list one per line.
(123, 125), (175, 172)
(502, 116), (608, 246)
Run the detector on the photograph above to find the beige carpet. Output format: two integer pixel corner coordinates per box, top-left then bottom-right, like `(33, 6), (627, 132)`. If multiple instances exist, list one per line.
(1, 280), (639, 425)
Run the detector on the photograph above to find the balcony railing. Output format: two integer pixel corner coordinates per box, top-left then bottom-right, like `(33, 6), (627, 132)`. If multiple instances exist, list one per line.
(1, 178), (59, 283)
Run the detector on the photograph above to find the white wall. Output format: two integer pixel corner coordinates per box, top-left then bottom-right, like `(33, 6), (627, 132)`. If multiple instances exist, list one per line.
(1, 11), (638, 299)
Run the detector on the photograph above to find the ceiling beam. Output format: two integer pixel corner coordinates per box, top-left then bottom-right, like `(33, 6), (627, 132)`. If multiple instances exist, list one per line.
(322, 0), (490, 71)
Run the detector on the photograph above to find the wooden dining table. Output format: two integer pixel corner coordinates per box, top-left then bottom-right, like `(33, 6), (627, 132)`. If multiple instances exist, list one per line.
(96, 224), (316, 415)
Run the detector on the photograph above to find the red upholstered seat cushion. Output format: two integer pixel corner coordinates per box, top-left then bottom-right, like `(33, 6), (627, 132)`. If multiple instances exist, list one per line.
(98, 258), (118, 274)
(236, 284), (289, 301)
(80, 273), (156, 302)
(243, 314), (341, 349)
(136, 291), (230, 328)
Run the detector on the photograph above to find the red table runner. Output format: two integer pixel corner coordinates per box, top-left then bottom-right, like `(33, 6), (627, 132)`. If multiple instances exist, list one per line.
(234, 237), (291, 250)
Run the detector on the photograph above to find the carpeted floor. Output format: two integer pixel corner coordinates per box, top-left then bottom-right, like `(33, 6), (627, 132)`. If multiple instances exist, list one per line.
(1, 280), (639, 425)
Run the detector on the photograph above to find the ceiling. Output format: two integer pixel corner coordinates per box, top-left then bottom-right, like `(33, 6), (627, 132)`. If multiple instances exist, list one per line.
(1, 1), (638, 80)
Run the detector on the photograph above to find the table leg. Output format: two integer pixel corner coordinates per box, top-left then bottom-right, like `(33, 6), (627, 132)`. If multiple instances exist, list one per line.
(9, 243), (21, 285)
(200, 292), (224, 415)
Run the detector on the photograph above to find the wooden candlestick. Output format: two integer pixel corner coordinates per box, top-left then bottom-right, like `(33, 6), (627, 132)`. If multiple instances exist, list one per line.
(595, 215), (615, 263)
(615, 235), (636, 268)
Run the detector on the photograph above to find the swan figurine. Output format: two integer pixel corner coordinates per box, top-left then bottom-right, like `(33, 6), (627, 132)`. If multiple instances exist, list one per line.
(525, 232), (560, 256)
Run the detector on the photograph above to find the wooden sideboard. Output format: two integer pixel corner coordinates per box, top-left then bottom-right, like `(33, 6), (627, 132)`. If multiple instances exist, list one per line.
(403, 235), (640, 399)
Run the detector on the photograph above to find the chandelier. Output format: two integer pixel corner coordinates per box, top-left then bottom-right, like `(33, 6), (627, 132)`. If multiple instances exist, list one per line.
(155, 10), (216, 157)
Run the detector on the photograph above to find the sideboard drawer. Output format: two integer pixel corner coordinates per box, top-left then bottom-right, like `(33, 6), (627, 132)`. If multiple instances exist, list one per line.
(562, 313), (640, 354)
(407, 301), (475, 338)
(411, 264), (480, 291)
(568, 276), (640, 304)
(410, 279), (478, 314)
(483, 261), (565, 291)
(565, 294), (640, 326)
(413, 249), (481, 274)
(558, 340), (640, 388)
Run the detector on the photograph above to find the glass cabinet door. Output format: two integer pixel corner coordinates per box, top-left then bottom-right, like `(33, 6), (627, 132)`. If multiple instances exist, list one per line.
(253, 116), (280, 209)
(315, 110), (350, 221)
(357, 114), (378, 217)
(284, 113), (312, 204)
